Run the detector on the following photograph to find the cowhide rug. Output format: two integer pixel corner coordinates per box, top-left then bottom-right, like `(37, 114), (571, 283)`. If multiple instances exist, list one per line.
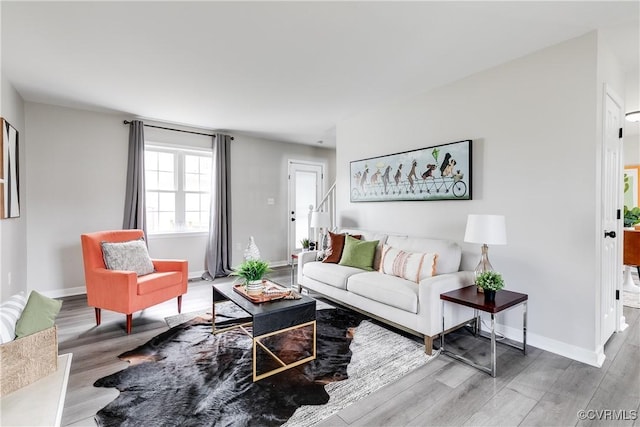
(94, 306), (368, 427)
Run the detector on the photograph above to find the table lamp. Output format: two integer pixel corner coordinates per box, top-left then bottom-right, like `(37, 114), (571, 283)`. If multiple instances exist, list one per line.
(310, 211), (331, 250)
(464, 214), (507, 283)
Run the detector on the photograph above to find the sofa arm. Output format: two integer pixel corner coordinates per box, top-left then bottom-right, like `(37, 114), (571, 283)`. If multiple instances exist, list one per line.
(297, 251), (319, 285)
(419, 271), (475, 298)
(153, 259), (189, 293)
(86, 268), (138, 311)
(152, 259), (187, 273)
(417, 271), (476, 335)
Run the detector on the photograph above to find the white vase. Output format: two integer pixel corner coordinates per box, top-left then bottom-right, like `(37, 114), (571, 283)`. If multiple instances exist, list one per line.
(243, 236), (261, 260)
(246, 279), (264, 295)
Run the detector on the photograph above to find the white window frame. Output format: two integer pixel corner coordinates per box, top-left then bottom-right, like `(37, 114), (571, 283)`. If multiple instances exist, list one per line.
(145, 142), (212, 236)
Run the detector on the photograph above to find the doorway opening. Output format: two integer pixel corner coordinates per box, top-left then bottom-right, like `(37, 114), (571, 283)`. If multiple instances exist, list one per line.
(287, 160), (325, 256)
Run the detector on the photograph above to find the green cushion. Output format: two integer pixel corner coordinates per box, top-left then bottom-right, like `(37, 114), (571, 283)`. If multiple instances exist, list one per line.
(15, 291), (62, 338)
(338, 235), (379, 271)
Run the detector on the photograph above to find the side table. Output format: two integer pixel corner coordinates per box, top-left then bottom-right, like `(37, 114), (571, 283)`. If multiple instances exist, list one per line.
(0, 353), (72, 426)
(440, 286), (528, 377)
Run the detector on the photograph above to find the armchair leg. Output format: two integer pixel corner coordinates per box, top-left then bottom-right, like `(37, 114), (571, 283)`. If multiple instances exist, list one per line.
(177, 295), (183, 313)
(126, 314), (133, 334)
(95, 308), (101, 326)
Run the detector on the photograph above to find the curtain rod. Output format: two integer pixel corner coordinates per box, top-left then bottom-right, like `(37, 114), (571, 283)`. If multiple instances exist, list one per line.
(123, 120), (234, 140)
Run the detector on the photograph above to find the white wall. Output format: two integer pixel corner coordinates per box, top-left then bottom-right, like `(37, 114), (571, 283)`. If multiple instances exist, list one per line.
(0, 76), (26, 299)
(623, 69), (639, 166)
(230, 134), (335, 267)
(23, 103), (336, 296)
(25, 103), (129, 296)
(336, 32), (606, 364)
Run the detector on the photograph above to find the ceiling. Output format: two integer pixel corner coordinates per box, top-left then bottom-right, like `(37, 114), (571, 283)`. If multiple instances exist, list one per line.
(2, 1), (638, 147)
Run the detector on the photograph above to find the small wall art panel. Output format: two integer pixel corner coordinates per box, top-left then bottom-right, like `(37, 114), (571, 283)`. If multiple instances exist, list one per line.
(1, 118), (20, 218)
(350, 139), (472, 202)
(624, 165), (639, 208)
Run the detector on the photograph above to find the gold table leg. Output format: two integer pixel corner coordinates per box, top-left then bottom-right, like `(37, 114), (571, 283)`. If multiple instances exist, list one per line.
(210, 294), (316, 382)
(252, 320), (317, 382)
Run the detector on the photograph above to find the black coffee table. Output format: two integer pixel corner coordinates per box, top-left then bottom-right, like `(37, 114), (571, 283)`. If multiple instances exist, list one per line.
(212, 281), (316, 381)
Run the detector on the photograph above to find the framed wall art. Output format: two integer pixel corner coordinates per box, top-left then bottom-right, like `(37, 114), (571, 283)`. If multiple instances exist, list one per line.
(624, 165), (639, 208)
(350, 139), (472, 202)
(1, 118), (20, 218)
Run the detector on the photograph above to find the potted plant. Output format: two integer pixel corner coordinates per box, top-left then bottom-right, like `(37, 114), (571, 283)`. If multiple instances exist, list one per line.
(624, 206), (640, 229)
(300, 238), (310, 251)
(230, 259), (272, 295)
(475, 271), (505, 303)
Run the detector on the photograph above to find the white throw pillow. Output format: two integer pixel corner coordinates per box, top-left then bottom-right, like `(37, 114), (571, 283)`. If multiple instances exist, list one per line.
(101, 239), (155, 276)
(0, 292), (28, 343)
(379, 245), (438, 283)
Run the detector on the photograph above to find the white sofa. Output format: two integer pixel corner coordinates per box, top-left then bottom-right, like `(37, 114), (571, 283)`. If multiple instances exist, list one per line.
(298, 230), (476, 354)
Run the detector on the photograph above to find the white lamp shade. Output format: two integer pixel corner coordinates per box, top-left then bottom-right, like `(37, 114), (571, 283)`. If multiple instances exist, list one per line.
(310, 211), (331, 228)
(464, 214), (507, 245)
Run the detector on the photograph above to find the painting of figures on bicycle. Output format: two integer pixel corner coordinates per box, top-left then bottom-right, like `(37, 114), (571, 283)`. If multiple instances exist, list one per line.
(350, 139), (472, 202)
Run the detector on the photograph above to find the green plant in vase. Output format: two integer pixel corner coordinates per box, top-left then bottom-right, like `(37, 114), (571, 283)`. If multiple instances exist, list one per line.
(475, 271), (504, 303)
(300, 238), (310, 250)
(624, 206), (640, 228)
(230, 259), (272, 295)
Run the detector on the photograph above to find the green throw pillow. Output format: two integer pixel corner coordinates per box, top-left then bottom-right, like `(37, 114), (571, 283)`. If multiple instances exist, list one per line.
(15, 291), (62, 338)
(338, 235), (379, 271)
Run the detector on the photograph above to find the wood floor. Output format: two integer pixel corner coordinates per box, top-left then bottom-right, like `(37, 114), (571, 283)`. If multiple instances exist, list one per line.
(57, 269), (640, 427)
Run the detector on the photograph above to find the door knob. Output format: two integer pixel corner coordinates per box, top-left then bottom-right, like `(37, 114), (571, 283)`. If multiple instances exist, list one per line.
(604, 230), (616, 238)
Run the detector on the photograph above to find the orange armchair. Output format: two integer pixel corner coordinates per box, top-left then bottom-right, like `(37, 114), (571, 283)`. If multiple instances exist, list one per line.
(80, 230), (188, 334)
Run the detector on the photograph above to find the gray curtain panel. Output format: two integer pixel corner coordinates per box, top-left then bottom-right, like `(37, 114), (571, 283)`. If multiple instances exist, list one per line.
(123, 120), (147, 239)
(203, 133), (232, 279)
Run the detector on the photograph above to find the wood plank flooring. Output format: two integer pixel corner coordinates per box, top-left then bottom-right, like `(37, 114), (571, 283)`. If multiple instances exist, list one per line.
(55, 269), (640, 426)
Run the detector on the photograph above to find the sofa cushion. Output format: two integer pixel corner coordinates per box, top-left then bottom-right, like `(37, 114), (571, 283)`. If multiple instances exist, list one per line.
(137, 272), (184, 295)
(339, 236), (379, 271)
(385, 235), (461, 274)
(340, 229), (390, 270)
(347, 272), (419, 314)
(0, 292), (27, 343)
(101, 239), (155, 276)
(379, 245), (437, 283)
(303, 261), (364, 290)
(323, 232), (361, 264)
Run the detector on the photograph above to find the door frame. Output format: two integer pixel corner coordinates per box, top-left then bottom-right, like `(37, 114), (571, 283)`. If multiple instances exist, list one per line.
(287, 159), (326, 257)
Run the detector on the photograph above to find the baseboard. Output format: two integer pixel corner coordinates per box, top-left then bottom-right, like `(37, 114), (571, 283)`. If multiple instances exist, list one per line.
(189, 270), (206, 280)
(270, 260), (290, 268)
(40, 286), (87, 299)
(498, 323), (605, 367)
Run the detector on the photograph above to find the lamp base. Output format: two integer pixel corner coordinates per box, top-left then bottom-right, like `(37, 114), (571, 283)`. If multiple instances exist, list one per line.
(474, 244), (494, 293)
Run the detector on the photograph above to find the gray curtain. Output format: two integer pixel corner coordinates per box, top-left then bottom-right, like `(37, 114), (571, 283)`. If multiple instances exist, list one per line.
(203, 133), (232, 279)
(123, 120), (147, 238)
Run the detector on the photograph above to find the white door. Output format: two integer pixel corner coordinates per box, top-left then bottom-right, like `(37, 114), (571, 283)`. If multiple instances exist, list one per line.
(600, 86), (624, 345)
(288, 161), (324, 256)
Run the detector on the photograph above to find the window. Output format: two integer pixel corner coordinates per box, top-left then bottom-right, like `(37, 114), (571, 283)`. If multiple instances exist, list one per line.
(145, 144), (211, 234)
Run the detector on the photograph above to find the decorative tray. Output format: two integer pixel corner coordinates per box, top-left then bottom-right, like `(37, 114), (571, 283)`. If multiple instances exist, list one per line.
(233, 281), (295, 303)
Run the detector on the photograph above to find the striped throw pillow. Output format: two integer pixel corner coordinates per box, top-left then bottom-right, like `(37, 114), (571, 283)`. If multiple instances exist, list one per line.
(379, 245), (438, 283)
(0, 292), (28, 343)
